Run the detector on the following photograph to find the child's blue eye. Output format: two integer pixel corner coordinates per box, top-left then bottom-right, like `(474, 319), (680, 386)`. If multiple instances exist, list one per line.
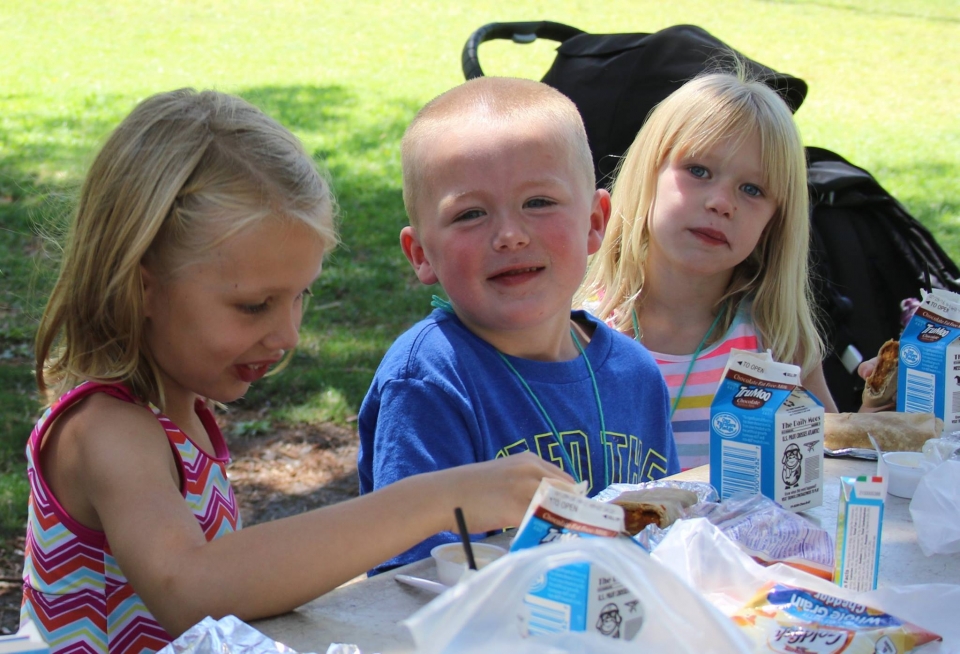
(239, 302), (269, 315)
(687, 165), (709, 179)
(455, 209), (485, 222)
(741, 183), (764, 198)
(524, 198), (555, 209)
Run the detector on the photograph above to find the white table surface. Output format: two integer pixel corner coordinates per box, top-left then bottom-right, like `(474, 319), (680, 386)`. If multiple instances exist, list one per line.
(252, 457), (960, 654)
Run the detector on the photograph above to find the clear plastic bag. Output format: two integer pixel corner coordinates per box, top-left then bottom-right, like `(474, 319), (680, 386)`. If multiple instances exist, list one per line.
(653, 518), (958, 653)
(910, 458), (960, 556)
(403, 537), (751, 654)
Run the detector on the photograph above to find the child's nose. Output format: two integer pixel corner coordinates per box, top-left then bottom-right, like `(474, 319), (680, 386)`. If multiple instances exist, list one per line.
(492, 213), (530, 250)
(706, 186), (736, 218)
(264, 305), (301, 352)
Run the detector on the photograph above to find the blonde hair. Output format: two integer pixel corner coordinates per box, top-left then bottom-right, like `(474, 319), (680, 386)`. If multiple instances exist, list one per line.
(35, 89), (339, 408)
(401, 76), (594, 227)
(577, 71), (823, 374)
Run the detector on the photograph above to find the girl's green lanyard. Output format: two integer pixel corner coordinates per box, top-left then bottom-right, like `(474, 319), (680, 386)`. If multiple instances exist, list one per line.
(632, 307), (724, 419)
(431, 296), (610, 487)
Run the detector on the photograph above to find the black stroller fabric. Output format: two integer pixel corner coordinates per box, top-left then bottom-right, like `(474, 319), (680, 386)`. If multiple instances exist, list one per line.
(807, 146), (960, 410)
(462, 21), (960, 412)
(463, 23), (808, 185)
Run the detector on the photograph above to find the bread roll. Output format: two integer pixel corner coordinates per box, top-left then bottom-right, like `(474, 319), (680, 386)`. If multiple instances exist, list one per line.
(824, 412), (943, 452)
(862, 340), (899, 408)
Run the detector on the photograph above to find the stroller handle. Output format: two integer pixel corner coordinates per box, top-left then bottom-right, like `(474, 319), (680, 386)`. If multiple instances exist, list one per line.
(462, 21), (585, 80)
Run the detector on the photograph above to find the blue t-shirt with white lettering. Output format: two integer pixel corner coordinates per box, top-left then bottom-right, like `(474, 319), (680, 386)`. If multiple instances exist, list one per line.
(357, 309), (679, 573)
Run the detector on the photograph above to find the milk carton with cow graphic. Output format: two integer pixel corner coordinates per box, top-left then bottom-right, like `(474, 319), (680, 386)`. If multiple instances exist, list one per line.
(897, 288), (960, 433)
(710, 349), (824, 513)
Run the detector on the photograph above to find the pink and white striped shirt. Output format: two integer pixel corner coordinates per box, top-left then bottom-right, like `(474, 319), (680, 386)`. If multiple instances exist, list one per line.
(650, 302), (760, 470)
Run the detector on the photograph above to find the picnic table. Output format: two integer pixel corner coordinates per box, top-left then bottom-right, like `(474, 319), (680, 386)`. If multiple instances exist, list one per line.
(253, 457), (960, 654)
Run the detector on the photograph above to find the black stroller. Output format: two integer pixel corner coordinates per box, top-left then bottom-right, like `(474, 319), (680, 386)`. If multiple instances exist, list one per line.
(460, 21), (960, 411)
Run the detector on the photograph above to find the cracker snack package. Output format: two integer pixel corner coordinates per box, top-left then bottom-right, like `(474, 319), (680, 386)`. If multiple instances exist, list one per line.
(710, 349), (824, 513)
(733, 582), (941, 653)
(898, 288), (960, 434)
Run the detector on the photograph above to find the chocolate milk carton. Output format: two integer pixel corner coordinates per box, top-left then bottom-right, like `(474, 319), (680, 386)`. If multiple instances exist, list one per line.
(710, 349), (824, 512)
(898, 288), (960, 433)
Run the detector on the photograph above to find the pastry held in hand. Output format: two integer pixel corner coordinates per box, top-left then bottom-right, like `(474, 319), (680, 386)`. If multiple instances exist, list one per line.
(862, 339), (899, 408)
(824, 411), (943, 452)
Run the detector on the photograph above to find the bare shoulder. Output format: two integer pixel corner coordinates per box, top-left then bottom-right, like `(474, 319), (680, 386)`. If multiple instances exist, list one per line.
(42, 392), (179, 531)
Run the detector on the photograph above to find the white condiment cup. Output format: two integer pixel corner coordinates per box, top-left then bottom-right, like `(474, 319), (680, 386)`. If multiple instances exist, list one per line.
(881, 451), (926, 499)
(430, 542), (507, 586)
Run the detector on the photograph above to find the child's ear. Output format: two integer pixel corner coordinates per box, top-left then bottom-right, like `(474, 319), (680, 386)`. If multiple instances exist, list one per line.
(400, 226), (439, 285)
(586, 189), (612, 255)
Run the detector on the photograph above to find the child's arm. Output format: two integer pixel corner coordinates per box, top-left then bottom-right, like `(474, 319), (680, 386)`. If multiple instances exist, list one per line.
(801, 362), (839, 412)
(64, 397), (570, 637)
(359, 378), (487, 570)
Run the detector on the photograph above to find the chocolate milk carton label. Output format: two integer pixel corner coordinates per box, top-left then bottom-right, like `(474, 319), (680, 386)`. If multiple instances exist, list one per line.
(710, 349), (824, 512)
(898, 288), (960, 433)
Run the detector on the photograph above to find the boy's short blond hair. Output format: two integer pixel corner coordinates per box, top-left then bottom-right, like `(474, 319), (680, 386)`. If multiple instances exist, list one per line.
(401, 77), (595, 227)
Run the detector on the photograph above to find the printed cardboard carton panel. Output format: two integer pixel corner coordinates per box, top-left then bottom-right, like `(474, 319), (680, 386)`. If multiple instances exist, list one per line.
(710, 350), (824, 513)
(511, 480), (642, 639)
(898, 289), (960, 434)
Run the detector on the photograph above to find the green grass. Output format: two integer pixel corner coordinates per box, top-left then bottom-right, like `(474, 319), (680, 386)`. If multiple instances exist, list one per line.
(1, 0), (958, 531)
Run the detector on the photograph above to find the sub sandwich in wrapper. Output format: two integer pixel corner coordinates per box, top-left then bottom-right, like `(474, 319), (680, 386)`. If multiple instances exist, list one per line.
(861, 339), (898, 408)
(824, 412), (943, 452)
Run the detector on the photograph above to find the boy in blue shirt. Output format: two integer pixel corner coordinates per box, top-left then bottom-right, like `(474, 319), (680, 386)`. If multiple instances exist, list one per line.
(358, 77), (679, 572)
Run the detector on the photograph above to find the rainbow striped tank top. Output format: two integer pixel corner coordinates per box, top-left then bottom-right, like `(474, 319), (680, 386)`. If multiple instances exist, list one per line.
(20, 383), (241, 653)
(652, 302), (760, 470)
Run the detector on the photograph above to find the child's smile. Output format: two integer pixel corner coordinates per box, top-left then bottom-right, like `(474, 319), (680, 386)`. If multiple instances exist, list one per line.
(401, 116), (608, 358)
(142, 217), (325, 418)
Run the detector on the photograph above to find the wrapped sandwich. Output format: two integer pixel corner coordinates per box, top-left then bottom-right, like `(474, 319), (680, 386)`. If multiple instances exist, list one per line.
(609, 487), (699, 535)
(824, 411), (943, 452)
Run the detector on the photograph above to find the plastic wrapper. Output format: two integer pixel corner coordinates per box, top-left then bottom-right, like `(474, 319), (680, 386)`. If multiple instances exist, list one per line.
(652, 518), (959, 653)
(158, 615), (317, 654)
(688, 493), (835, 579)
(593, 479), (718, 505)
(733, 582), (941, 653)
(623, 489), (834, 580)
(910, 458), (960, 556)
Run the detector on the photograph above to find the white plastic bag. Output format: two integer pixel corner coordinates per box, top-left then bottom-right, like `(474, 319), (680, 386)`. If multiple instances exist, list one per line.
(653, 518), (959, 653)
(911, 458), (960, 556)
(403, 537), (751, 654)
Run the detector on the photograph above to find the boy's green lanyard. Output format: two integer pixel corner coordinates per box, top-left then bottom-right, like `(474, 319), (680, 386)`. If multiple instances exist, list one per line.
(431, 296), (610, 487)
(631, 307), (724, 419)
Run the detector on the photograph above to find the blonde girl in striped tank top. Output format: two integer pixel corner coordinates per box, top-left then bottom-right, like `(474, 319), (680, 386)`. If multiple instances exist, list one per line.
(576, 70), (838, 471)
(22, 89), (572, 654)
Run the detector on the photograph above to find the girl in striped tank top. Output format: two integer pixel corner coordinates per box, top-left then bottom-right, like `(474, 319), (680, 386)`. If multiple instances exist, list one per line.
(22, 89), (571, 654)
(577, 71), (837, 471)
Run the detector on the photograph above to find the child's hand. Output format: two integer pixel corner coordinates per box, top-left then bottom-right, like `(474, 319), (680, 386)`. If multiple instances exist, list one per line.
(437, 452), (573, 535)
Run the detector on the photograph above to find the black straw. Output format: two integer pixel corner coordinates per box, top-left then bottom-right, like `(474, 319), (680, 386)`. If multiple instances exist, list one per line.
(454, 507), (478, 570)
(923, 260), (933, 294)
